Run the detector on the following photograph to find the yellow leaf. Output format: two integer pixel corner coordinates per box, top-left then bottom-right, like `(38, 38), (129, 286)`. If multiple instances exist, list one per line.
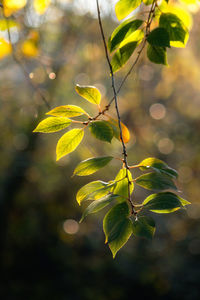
(3, 0), (27, 17)
(108, 118), (130, 143)
(34, 0), (51, 15)
(0, 38), (11, 60)
(21, 40), (39, 57)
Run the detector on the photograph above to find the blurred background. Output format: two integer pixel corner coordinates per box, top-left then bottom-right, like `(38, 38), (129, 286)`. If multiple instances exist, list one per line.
(1, 0), (200, 299)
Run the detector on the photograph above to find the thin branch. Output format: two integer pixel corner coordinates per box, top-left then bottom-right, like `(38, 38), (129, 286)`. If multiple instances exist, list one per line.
(1, 8), (51, 110)
(92, 1), (157, 121)
(96, 0), (135, 215)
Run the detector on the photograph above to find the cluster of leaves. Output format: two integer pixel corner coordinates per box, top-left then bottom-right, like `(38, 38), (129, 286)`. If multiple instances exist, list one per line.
(109, 0), (190, 71)
(32, 0), (195, 258)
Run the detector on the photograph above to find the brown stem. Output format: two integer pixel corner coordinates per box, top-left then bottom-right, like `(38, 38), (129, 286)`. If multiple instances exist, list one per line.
(96, 0), (135, 215)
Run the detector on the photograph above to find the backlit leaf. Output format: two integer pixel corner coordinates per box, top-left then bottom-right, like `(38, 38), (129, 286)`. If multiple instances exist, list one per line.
(73, 156), (113, 176)
(34, 0), (50, 15)
(3, 0), (27, 16)
(46, 105), (87, 118)
(147, 27), (170, 47)
(111, 42), (138, 73)
(0, 37), (11, 60)
(33, 117), (72, 133)
(76, 181), (111, 205)
(132, 216), (155, 239)
(159, 13), (189, 47)
(56, 128), (84, 161)
(142, 192), (190, 213)
(135, 172), (177, 191)
(75, 84), (101, 105)
(113, 168), (134, 201)
(108, 119), (130, 143)
(89, 121), (113, 143)
(80, 194), (118, 223)
(147, 44), (168, 65)
(103, 202), (132, 258)
(108, 18), (143, 52)
(115, 0), (142, 21)
(138, 157), (178, 178)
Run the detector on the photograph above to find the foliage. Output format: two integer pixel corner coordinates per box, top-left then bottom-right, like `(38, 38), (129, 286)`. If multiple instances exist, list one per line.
(0, 0), (198, 258)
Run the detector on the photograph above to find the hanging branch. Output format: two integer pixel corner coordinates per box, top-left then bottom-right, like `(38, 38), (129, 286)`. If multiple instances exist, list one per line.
(96, 0), (135, 215)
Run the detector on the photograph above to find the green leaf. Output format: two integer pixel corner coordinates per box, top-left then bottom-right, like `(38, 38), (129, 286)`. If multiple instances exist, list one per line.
(76, 181), (112, 205)
(147, 27), (170, 47)
(142, 192), (190, 213)
(138, 157), (178, 179)
(132, 216), (155, 240)
(56, 128), (84, 160)
(75, 84), (101, 105)
(147, 44), (168, 65)
(113, 168), (134, 201)
(80, 194), (119, 223)
(159, 13), (189, 47)
(135, 172), (177, 191)
(46, 105), (88, 118)
(33, 117), (72, 133)
(103, 202), (132, 258)
(108, 18), (143, 52)
(89, 121), (113, 143)
(73, 156), (113, 176)
(111, 42), (138, 73)
(115, 0), (142, 21)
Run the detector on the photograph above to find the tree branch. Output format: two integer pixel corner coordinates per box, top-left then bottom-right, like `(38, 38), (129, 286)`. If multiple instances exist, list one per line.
(96, 0), (135, 215)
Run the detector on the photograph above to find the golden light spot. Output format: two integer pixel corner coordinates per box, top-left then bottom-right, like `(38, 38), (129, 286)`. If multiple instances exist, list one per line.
(49, 72), (56, 80)
(158, 138), (174, 154)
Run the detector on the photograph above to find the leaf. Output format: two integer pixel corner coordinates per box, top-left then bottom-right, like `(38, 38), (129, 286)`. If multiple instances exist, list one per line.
(89, 121), (113, 143)
(159, 13), (189, 47)
(111, 42), (138, 73)
(147, 27), (170, 47)
(80, 194), (119, 223)
(103, 202), (132, 258)
(108, 119), (130, 143)
(119, 30), (144, 48)
(0, 37), (11, 60)
(33, 117), (72, 133)
(3, 0), (27, 17)
(143, 0), (153, 5)
(142, 192), (190, 213)
(135, 172), (177, 191)
(108, 18), (143, 52)
(147, 44), (168, 65)
(76, 181), (112, 205)
(138, 157), (178, 178)
(34, 0), (50, 15)
(75, 84), (101, 105)
(56, 128), (84, 161)
(113, 168), (134, 201)
(73, 156), (113, 176)
(115, 0), (142, 21)
(132, 216), (156, 240)
(46, 105), (88, 118)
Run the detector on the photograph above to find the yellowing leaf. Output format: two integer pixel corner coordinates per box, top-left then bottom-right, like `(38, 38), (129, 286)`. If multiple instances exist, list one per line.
(34, 0), (51, 15)
(33, 117), (72, 133)
(108, 119), (130, 143)
(56, 128), (84, 160)
(0, 38), (11, 60)
(3, 0), (27, 17)
(46, 105), (88, 118)
(75, 84), (101, 105)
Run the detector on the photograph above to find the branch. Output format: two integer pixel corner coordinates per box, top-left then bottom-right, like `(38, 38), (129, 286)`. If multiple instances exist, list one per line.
(96, 0), (135, 215)
(1, 8), (51, 110)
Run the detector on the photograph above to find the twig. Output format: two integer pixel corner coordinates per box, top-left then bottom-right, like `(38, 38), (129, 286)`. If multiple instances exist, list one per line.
(1, 8), (51, 109)
(96, 0), (135, 215)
